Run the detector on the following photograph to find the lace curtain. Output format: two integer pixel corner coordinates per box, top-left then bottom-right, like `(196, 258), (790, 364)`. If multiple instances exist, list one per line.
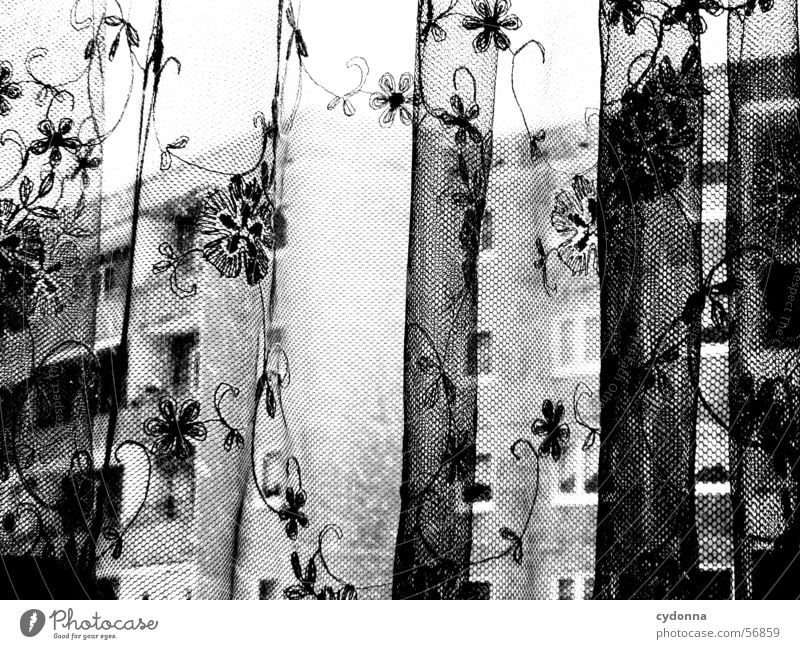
(1, 0), (800, 600)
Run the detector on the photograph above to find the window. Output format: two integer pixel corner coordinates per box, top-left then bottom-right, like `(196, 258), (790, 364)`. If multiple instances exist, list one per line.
(98, 465), (124, 525)
(100, 246), (130, 294)
(584, 316), (600, 362)
(467, 331), (493, 376)
(170, 332), (199, 392)
(175, 215), (196, 254)
(560, 319), (575, 364)
(480, 209), (494, 251)
(144, 459), (195, 523)
(557, 439), (599, 503)
(34, 358), (85, 427)
(273, 206), (288, 250)
(556, 574), (594, 600)
(261, 451), (283, 499)
(258, 579), (277, 600)
(467, 452), (493, 513)
(551, 309), (601, 375)
(91, 345), (127, 415)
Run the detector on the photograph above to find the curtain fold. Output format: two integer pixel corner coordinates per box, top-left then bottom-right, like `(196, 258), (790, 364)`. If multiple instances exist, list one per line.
(393, 0), (499, 600)
(727, 0), (800, 599)
(0, 0), (107, 597)
(595, 0), (704, 599)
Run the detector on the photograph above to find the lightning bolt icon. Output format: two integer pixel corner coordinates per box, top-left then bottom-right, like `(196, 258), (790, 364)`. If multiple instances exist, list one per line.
(28, 611), (38, 632)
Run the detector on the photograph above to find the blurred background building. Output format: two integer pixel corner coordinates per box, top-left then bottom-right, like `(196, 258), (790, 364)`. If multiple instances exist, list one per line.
(1, 57), (743, 599)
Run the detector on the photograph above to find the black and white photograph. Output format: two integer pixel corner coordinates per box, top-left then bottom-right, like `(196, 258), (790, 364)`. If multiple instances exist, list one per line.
(0, 0), (799, 646)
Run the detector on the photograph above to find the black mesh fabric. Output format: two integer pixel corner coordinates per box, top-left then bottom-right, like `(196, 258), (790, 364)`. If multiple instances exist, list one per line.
(2, 0), (800, 601)
(595, 0), (704, 599)
(727, 0), (800, 599)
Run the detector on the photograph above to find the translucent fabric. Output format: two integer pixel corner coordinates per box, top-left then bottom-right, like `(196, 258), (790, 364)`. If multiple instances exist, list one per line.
(1, 0), (800, 601)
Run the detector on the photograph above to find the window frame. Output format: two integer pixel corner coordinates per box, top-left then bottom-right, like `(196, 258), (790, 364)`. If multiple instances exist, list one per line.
(554, 572), (595, 600)
(554, 438), (599, 506)
(550, 312), (601, 377)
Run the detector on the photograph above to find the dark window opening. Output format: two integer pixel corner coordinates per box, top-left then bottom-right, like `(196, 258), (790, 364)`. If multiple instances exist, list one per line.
(34, 358), (85, 427)
(261, 451), (283, 499)
(584, 472), (599, 494)
(467, 331), (492, 376)
(91, 346), (128, 416)
(100, 246), (130, 294)
(481, 209), (494, 251)
(558, 578), (575, 600)
(259, 579), (277, 600)
(559, 474), (576, 494)
(175, 214), (196, 254)
(696, 464), (729, 483)
(273, 207), (288, 250)
(170, 332), (198, 392)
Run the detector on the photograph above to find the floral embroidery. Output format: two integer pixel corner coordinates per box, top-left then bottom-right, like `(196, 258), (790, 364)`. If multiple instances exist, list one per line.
(0, 61), (21, 116)
(28, 118), (81, 168)
(199, 174), (275, 286)
(434, 94), (482, 146)
(605, 48), (701, 204)
(531, 399), (570, 461)
(744, 0), (775, 15)
(369, 72), (415, 127)
(462, 0), (521, 53)
(0, 201), (44, 295)
(753, 136), (800, 227)
(733, 375), (800, 480)
(143, 397), (208, 461)
(103, 15), (140, 61)
(606, 0), (644, 35)
(551, 175), (599, 276)
(277, 485), (309, 540)
(662, 0), (723, 35)
(29, 263), (68, 318)
(70, 144), (102, 187)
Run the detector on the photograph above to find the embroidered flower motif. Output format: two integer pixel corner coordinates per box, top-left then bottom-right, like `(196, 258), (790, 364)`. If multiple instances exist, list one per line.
(199, 174), (275, 286)
(0, 200), (44, 296)
(662, 0), (723, 35)
(0, 61), (21, 117)
(551, 175), (599, 276)
(753, 137), (800, 227)
(29, 118), (82, 167)
(605, 69), (696, 204)
(284, 552), (353, 600)
(317, 584), (358, 600)
(606, 0), (644, 34)
(144, 397), (208, 461)
(277, 485), (309, 540)
(734, 375), (800, 480)
(531, 399), (570, 461)
(29, 263), (67, 318)
(70, 144), (102, 187)
(744, 0), (774, 15)
(369, 72), (415, 127)
(434, 94), (482, 146)
(462, 0), (521, 53)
